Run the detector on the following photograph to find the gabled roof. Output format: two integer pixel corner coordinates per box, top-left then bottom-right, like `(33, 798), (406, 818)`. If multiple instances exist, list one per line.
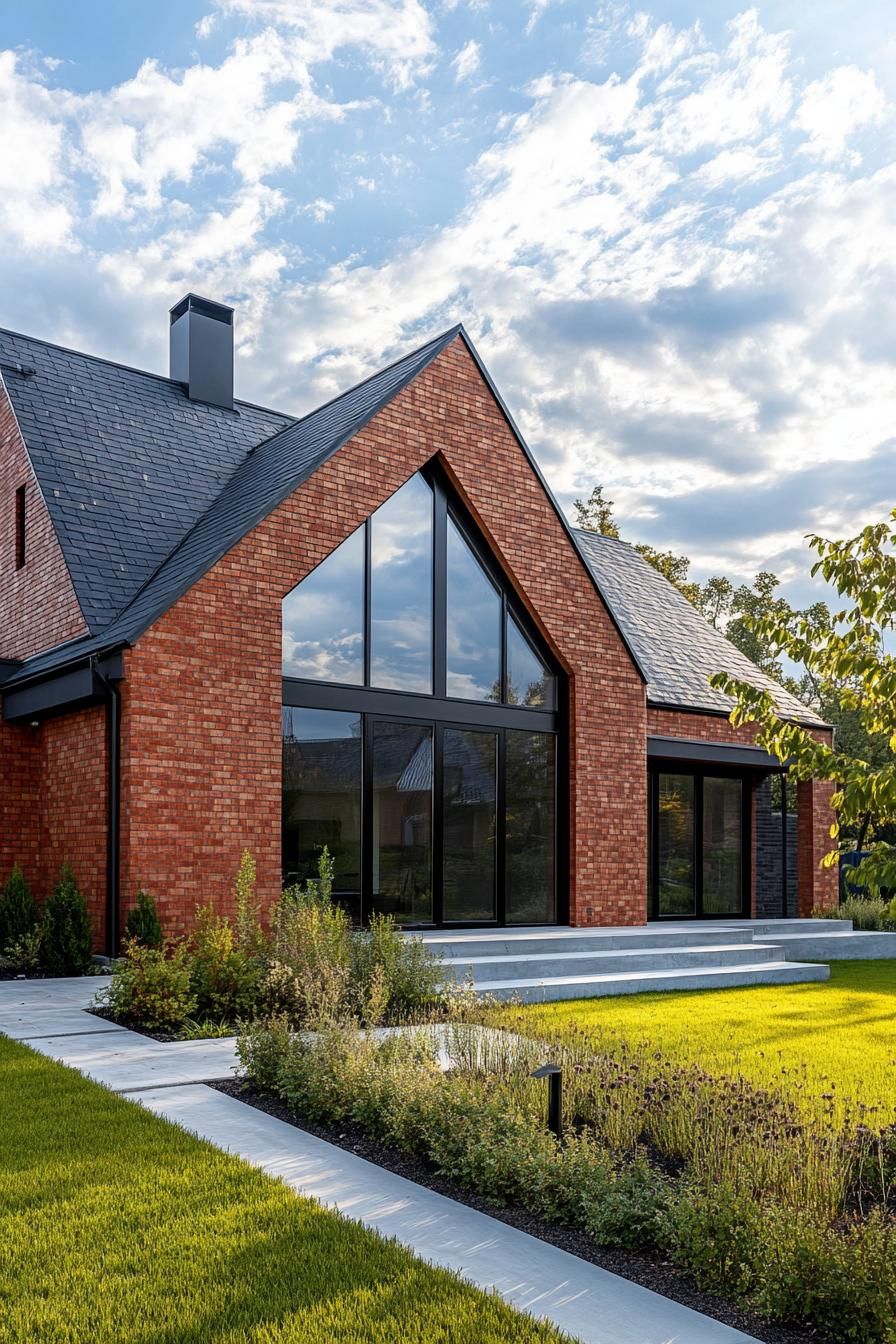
(573, 529), (827, 727)
(0, 328), (294, 632)
(1, 323), (467, 686)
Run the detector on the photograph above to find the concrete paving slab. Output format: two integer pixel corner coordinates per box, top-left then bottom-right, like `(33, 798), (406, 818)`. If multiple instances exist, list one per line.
(26, 1029), (240, 1090)
(139, 1083), (759, 1344)
(0, 975), (111, 1011)
(0, 1007), (127, 1039)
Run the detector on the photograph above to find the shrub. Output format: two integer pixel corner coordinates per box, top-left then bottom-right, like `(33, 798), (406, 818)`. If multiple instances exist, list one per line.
(663, 1178), (763, 1299)
(234, 849), (265, 956)
(264, 852), (352, 1027)
(189, 904), (261, 1022)
(350, 914), (445, 1023)
(815, 895), (896, 931)
(41, 865), (92, 976)
(0, 864), (39, 949)
(95, 940), (197, 1031)
(0, 928), (43, 978)
(124, 890), (163, 949)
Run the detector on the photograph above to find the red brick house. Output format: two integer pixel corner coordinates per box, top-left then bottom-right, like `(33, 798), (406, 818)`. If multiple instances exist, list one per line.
(0, 297), (837, 953)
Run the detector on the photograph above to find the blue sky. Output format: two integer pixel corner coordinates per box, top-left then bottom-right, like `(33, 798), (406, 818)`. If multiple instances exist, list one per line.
(2, 1), (894, 606)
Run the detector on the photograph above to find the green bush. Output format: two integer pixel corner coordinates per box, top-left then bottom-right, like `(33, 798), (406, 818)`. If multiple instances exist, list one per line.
(41, 865), (92, 976)
(189, 904), (262, 1022)
(663, 1178), (762, 1299)
(0, 864), (39, 949)
(0, 928), (43, 978)
(350, 914), (445, 1023)
(124, 890), (163, 949)
(95, 940), (197, 1031)
(816, 895), (896, 931)
(264, 855), (352, 1027)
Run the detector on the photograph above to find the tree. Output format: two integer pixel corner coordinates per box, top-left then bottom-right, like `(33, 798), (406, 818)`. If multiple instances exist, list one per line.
(574, 485), (619, 537)
(42, 864), (93, 976)
(711, 510), (896, 895)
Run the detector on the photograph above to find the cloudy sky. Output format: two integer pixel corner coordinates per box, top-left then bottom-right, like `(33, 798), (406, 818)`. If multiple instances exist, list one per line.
(2, 0), (894, 604)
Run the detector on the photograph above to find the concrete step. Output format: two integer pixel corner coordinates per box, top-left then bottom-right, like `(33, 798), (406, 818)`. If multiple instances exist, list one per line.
(468, 960), (830, 1003)
(760, 930), (896, 960)
(414, 926), (758, 960)
(442, 942), (782, 983)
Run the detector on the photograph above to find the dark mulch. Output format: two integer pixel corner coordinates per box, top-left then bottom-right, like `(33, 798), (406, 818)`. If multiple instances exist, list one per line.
(86, 1007), (190, 1043)
(211, 1079), (818, 1344)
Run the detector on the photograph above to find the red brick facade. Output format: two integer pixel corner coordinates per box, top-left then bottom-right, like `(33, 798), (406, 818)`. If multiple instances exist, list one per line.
(0, 338), (840, 946)
(0, 379), (86, 660)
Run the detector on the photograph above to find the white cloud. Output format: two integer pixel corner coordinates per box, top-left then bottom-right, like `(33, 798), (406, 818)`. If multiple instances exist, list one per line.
(794, 66), (886, 162)
(451, 39), (480, 83)
(0, 52), (74, 249)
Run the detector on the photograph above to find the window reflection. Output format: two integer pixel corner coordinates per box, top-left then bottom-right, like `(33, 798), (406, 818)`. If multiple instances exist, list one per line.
(506, 615), (556, 709)
(702, 777), (742, 915)
(446, 518), (501, 701)
(371, 721), (433, 923)
(281, 527), (364, 684)
(281, 707), (362, 923)
(657, 773), (695, 917)
(505, 730), (555, 924)
(370, 475), (433, 693)
(443, 730), (497, 921)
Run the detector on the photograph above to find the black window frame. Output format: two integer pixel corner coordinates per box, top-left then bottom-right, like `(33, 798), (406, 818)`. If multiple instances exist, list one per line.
(281, 459), (566, 927)
(647, 762), (752, 921)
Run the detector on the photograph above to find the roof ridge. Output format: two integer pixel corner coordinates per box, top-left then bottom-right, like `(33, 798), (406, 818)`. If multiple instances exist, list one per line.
(0, 324), (298, 422)
(91, 324), (465, 639)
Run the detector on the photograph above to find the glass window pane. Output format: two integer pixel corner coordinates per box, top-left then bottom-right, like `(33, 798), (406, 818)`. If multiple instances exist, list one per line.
(443, 730), (497, 921)
(281, 707), (362, 923)
(446, 519), (501, 701)
(372, 721), (433, 923)
(657, 773), (695, 917)
(370, 475), (433, 693)
(506, 615), (556, 709)
(282, 527), (364, 684)
(703, 777), (743, 915)
(505, 730), (556, 924)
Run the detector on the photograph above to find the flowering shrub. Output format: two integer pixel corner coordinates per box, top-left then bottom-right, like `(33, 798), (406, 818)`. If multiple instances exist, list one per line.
(95, 941), (196, 1032)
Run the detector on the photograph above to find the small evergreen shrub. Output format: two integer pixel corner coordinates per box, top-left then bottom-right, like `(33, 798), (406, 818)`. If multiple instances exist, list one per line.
(0, 864), (39, 949)
(95, 940), (197, 1032)
(0, 928), (43, 978)
(124, 890), (163, 949)
(41, 865), (92, 976)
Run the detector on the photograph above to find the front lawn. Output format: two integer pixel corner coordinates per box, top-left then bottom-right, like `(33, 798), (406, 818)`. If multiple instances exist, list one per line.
(506, 961), (896, 1122)
(0, 1036), (568, 1344)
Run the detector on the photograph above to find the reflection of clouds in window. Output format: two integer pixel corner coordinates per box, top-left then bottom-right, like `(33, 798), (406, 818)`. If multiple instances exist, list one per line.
(282, 525), (364, 684)
(371, 474), (433, 693)
(446, 517), (501, 701)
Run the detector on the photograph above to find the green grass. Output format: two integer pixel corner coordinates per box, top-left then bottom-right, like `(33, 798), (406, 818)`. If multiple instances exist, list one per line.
(508, 961), (896, 1123)
(0, 1037), (569, 1344)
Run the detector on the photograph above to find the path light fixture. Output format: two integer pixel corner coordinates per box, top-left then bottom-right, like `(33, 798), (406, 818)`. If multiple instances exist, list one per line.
(531, 1063), (563, 1140)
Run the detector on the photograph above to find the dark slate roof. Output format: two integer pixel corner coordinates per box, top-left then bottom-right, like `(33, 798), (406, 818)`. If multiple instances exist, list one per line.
(573, 529), (827, 726)
(0, 327), (294, 632)
(2, 324), (462, 686)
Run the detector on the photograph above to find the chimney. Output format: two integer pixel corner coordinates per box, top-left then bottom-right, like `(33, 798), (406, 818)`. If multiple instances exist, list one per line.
(169, 293), (234, 410)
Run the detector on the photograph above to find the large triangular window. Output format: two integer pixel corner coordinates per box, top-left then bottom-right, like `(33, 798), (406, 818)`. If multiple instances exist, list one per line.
(281, 467), (557, 712)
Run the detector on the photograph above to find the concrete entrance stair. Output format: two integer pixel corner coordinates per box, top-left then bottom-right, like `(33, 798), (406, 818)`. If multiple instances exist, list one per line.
(410, 919), (889, 1002)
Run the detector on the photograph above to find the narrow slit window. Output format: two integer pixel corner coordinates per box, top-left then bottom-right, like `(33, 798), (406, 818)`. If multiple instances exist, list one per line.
(15, 485), (25, 570)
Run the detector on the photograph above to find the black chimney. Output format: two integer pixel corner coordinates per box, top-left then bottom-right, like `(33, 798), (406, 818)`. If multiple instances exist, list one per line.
(169, 293), (234, 410)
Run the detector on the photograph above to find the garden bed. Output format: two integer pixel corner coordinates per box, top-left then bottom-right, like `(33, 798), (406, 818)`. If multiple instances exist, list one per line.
(214, 1076), (815, 1344)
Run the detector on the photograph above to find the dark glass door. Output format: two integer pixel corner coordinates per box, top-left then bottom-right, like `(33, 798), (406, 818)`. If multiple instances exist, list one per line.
(649, 769), (748, 919)
(441, 728), (497, 922)
(370, 720), (433, 922)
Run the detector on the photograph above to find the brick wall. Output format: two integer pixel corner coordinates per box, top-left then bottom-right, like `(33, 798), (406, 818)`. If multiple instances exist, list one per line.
(120, 337), (648, 933)
(0, 705), (107, 947)
(0, 717), (40, 881)
(0, 378), (86, 660)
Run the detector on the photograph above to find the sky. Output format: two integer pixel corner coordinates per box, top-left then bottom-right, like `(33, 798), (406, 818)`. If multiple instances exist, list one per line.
(2, 0), (895, 607)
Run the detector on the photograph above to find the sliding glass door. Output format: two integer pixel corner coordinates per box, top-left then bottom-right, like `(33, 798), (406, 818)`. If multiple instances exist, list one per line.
(649, 769), (748, 919)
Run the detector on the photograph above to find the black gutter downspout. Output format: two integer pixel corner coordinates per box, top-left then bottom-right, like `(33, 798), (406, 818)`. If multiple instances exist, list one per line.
(781, 772), (788, 920)
(92, 659), (121, 957)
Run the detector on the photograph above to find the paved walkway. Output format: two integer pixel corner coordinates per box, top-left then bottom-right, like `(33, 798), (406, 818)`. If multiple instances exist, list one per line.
(0, 976), (759, 1344)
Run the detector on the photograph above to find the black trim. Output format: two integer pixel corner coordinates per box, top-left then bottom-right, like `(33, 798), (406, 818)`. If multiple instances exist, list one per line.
(92, 660), (121, 957)
(2, 653), (124, 722)
(648, 697), (832, 732)
(282, 679), (558, 731)
(647, 735), (784, 771)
